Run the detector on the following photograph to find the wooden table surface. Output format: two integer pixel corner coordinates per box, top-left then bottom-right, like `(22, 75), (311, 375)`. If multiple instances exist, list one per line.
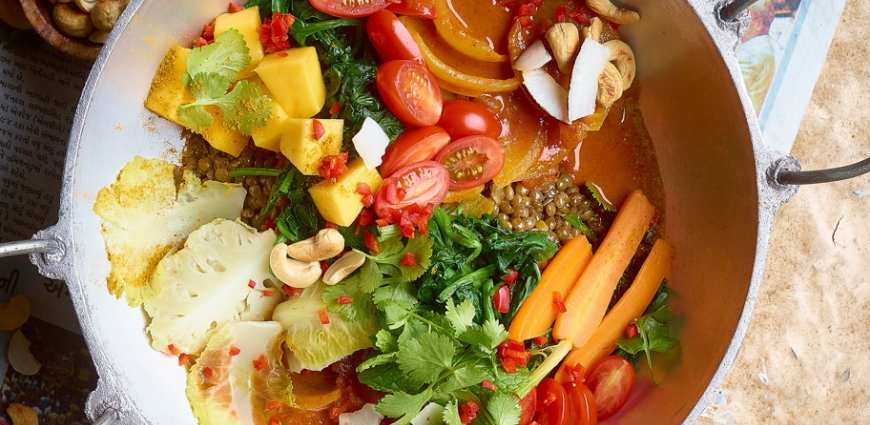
(698, 0), (870, 423)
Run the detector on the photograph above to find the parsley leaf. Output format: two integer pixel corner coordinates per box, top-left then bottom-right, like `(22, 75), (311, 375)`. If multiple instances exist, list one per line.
(357, 362), (424, 394)
(458, 318), (509, 352)
(445, 299), (476, 337)
(397, 333), (455, 383)
(443, 401), (463, 425)
(488, 392), (522, 425)
(377, 388), (435, 425)
(178, 29), (271, 136)
(438, 365), (489, 394)
(615, 281), (679, 385)
(322, 274), (374, 322)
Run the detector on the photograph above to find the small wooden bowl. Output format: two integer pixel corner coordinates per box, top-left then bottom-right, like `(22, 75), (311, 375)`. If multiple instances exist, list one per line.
(18, 0), (102, 61)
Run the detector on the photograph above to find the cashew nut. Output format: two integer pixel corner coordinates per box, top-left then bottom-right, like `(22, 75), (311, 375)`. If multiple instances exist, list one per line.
(597, 62), (624, 107)
(585, 0), (639, 25)
(545, 23), (580, 74)
(7, 329), (40, 376)
(88, 29), (110, 44)
(7, 403), (38, 425)
(603, 39), (635, 90)
(90, 0), (128, 31)
(323, 251), (366, 286)
(53, 3), (94, 38)
(581, 17), (603, 42)
(286, 228), (345, 262)
(270, 243), (322, 288)
(0, 295), (30, 331)
(74, 0), (98, 12)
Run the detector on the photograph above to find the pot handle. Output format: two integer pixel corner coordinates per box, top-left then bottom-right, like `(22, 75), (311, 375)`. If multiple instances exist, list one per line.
(0, 239), (61, 259)
(773, 156), (870, 185)
(720, 0), (759, 22)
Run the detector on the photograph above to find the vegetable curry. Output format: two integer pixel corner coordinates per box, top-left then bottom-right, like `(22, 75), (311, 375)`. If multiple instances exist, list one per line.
(93, 0), (679, 424)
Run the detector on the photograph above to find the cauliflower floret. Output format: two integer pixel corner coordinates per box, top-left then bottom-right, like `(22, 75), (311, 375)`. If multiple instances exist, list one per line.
(93, 156), (246, 306)
(145, 219), (283, 355)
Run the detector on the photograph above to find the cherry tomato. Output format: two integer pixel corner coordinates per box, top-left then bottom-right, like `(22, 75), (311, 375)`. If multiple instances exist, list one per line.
(435, 135), (505, 190)
(380, 126), (451, 177)
(518, 390), (537, 425)
(565, 383), (597, 425)
(437, 100), (503, 140)
(376, 60), (443, 127)
(367, 10), (423, 62)
(584, 356), (635, 421)
(374, 161), (449, 217)
(387, 0), (437, 19)
(534, 378), (568, 425)
(309, 0), (392, 18)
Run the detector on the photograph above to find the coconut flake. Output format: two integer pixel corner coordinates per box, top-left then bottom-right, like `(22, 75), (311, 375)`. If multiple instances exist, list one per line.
(568, 38), (611, 121)
(522, 68), (569, 124)
(352, 117), (391, 170)
(513, 40), (553, 71)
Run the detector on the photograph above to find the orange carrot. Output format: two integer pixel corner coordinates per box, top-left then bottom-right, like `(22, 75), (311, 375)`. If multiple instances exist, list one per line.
(552, 190), (655, 347)
(508, 235), (593, 342)
(554, 239), (673, 383)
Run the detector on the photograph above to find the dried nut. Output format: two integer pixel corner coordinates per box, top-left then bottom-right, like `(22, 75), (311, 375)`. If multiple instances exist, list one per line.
(7, 329), (40, 376)
(88, 29), (110, 44)
(596, 62), (624, 107)
(270, 243), (321, 288)
(90, 0), (128, 31)
(7, 403), (38, 425)
(0, 0), (33, 30)
(323, 251), (366, 286)
(581, 17), (603, 42)
(585, 0), (640, 25)
(545, 23), (580, 74)
(74, 0), (98, 13)
(286, 228), (345, 262)
(603, 40), (636, 89)
(0, 295), (30, 331)
(53, 3), (94, 38)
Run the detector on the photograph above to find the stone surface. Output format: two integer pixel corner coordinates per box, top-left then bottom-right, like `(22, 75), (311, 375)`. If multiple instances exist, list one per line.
(698, 0), (870, 423)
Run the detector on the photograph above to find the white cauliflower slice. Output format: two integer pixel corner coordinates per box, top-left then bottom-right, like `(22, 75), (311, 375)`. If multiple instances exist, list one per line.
(144, 219), (283, 355)
(93, 156), (246, 306)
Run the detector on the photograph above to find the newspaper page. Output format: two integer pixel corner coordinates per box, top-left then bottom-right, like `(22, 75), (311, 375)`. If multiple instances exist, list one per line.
(0, 23), (95, 425)
(738, 0), (848, 154)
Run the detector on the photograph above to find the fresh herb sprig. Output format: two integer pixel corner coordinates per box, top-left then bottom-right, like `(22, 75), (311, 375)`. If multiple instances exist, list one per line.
(615, 281), (679, 385)
(177, 30), (271, 136)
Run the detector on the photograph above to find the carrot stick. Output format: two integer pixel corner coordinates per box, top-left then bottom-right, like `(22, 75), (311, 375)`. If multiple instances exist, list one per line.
(554, 239), (673, 383)
(552, 190), (655, 347)
(508, 235), (593, 342)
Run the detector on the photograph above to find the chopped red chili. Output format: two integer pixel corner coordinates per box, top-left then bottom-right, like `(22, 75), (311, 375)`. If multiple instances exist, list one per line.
(202, 367), (214, 377)
(337, 296), (354, 305)
(329, 102), (342, 115)
(541, 391), (557, 406)
(326, 222), (339, 229)
(504, 268), (519, 286)
(375, 219), (389, 227)
(167, 344), (180, 356)
(555, 5), (567, 22)
(357, 182), (374, 207)
(625, 323), (639, 339)
(313, 119), (326, 140)
(269, 418), (280, 425)
(502, 358), (517, 373)
(553, 291), (567, 313)
(253, 355), (268, 371)
(318, 152), (349, 183)
(263, 290), (274, 297)
(248, 280), (256, 289)
(266, 401), (282, 410)
(533, 336), (548, 346)
(318, 309), (330, 325)
(178, 353), (190, 366)
(481, 380), (498, 391)
(365, 231), (379, 253)
(229, 346), (241, 356)
(565, 363), (586, 384)
(257, 12), (296, 53)
(320, 261), (331, 274)
(493, 285), (511, 314)
(201, 22), (215, 41)
(228, 3), (245, 12)
(459, 401), (480, 424)
(400, 252), (417, 267)
(282, 285), (303, 297)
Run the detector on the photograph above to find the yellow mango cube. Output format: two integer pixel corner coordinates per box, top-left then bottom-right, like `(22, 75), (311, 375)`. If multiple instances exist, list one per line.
(309, 158), (383, 227)
(214, 7), (264, 79)
(144, 45), (194, 125)
(246, 76), (288, 152)
(145, 46), (249, 157)
(281, 118), (343, 175)
(255, 48), (326, 118)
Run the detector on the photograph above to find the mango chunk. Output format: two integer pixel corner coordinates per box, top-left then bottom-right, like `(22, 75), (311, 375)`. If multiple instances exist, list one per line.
(255, 48), (326, 118)
(281, 118), (343, 175)
(246, 76), (288, 152)
(309, 158), (383, 227)
(145, 46), (249, 157)
(214, 7), (264, 79)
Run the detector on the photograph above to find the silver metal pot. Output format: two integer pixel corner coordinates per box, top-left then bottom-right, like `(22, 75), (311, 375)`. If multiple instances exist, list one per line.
(2, 0), (868, 423)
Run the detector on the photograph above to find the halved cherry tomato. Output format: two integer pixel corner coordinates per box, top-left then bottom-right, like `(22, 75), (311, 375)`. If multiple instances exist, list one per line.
(367, 10), (423, 62)
(565, 383), (597, 425)
(309, 0), (392, 18)
(388, 0), (437, 19)
(374, 160), (449, 217)
(380, 126), (451, 177)
(437, 100), (503, 140)
(585, 356), (635, 421)
(518, 389), (537, 425)
(435, 135), (505, 190)
(534, 378), (568, 425)
(376, 60), (443, 127)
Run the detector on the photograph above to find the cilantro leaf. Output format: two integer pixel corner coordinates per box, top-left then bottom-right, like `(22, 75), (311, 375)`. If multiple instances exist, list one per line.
(374, 329), (398, 352)
(397, 333), (455, 384)
(357, 259), (384, 293)
(615, 282), (679, 385)
(358, 362), (425, 394)
(458, 319), (509, 352)
(487, 392), (522, 425)
(492, 367), (531, 393)
(398, 235), (433, 281)
(445, 299), (476, 337)
(443, 401), (462, 425)
(438, 365), (488, 394)
(377, 388), (434, 424)
(586, 182), (615, 211)
(373, 282), (418, 310)
(358, 352), (398, 372)
(184, 29), (250, 84)
(566, 214), (595, 239)
(322, 276), (373, 322)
